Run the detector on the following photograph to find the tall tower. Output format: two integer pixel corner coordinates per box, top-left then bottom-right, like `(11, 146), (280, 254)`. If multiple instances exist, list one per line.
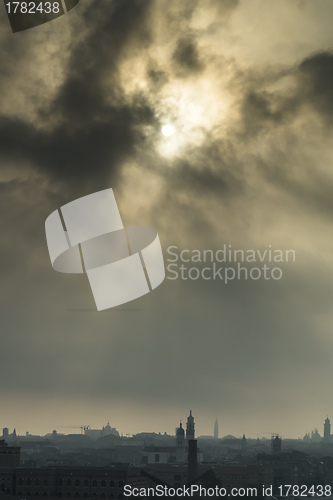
(214, 418), (218, 439)
(176, 422), (186, 463)
(176, 422), (185, 447)
(186, 410), (195, 441)
(324, 417), (331, 441)
(271, 434), (282, 454)
(241, 434), (247, 451)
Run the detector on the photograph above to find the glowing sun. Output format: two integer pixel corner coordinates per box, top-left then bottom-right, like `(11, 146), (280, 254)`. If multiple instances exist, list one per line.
(161, 124), (174, 137)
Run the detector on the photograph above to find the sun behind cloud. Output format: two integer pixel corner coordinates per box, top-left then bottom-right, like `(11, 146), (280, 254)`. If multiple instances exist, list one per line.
(162, 124), (174, 136)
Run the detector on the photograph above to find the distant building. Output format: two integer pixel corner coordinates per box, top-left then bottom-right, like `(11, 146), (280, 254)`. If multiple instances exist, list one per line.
(188, 440), (197, 483)
(257, 450), (319, 487)
(84, 422), (119, 440)
(0, 465), (147, 497)
(141, 445), (177, 465)
(324, 417), (331, 442)
(271, 434), (282, 454)
(303, 432), (311, 442)
(19, 440), (58, 457)
(214, 419), (218, 439)
(143, 463), (274, 491)
(0, 440), (20, 467)
(175, 423), (186, 463)
(141, 412), (202, 466)
(101, 422), (119, 438)
(186, 411), (195, 441)
(311, 428), (321, 442)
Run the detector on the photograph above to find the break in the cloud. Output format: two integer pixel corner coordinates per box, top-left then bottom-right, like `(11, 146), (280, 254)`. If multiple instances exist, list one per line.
(0, 0), (333, 438)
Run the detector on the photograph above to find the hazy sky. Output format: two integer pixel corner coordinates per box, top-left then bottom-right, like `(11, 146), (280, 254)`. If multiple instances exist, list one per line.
(1, 0), (333, 439)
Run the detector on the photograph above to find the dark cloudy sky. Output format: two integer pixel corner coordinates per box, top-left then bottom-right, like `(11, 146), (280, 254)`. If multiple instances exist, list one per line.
(1, 0), (333, 439)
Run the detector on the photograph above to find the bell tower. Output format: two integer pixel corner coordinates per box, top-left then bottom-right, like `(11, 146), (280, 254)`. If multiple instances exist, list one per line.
(176, 422), (185, 447)
(324, 417), (331, 441)
(214, 418), (218, 439)
(186, 410), (195, 441)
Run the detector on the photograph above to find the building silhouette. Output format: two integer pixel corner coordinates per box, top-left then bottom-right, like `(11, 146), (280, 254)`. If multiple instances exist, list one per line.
(214, 418), (218, 439)
(188, 440), (198, 483)
(176, 422), (186, 463)
(271, 434), (282, 454)
(311, 428), (321, 442)
(324, 417), (331, 442)
(84, 422), (119, 440)
(141, 412), (202, 465)
(0, 440), (20, 467)
(1, 466), (146, 498)
(186, 410), (195, 442)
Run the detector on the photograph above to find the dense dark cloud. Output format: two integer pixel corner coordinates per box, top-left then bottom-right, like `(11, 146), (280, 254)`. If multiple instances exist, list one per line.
(239, 89), (295, 137)
(237, 51), (333, 139)
(172, 36), (204, 75)
(0, 100), (154, 199)
(298, 51), (333, 121)
(0, 0), (156, 197)
(0, 0), (241, 207)
(229, 51), (333, 223)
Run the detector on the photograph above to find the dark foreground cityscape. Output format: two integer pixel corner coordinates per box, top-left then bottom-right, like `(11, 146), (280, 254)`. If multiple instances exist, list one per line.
(1, 413), (333, 499)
